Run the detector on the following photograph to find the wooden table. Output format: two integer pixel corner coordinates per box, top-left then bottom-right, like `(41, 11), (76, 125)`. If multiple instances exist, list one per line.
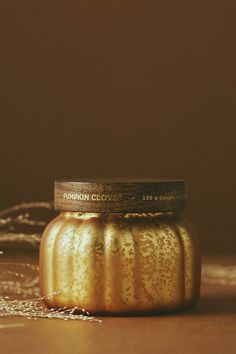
(1, 254), (236, 354)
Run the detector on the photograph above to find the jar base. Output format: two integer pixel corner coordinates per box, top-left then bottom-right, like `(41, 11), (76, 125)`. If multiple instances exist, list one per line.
(42, 297), (200, 317)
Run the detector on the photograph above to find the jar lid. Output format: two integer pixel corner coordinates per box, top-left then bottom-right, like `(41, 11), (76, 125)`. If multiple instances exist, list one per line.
(54, 179), (186, 213)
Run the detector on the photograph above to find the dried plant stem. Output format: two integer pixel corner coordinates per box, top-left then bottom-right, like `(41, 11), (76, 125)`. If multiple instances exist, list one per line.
(0, 201), (53, 218)
(0, 215), (47, 229)
(0, 232), (42, 247)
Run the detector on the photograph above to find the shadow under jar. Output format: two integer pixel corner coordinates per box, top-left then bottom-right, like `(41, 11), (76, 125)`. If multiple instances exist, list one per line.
(40, 179), (201, 314)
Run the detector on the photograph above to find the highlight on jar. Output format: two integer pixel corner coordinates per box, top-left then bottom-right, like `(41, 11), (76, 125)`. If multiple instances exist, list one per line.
(39, 179), (201, 315)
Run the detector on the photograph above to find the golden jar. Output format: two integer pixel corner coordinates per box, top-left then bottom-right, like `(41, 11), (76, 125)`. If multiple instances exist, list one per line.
(40, 179), (201, 314)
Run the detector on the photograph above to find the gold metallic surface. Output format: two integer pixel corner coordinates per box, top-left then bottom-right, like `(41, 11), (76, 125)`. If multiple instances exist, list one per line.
(40, 212), (201, 314)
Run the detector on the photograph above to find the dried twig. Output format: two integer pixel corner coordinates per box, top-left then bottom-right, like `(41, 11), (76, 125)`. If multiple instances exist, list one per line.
(0, 201), (53, 218)
(0, 232), (42, 247)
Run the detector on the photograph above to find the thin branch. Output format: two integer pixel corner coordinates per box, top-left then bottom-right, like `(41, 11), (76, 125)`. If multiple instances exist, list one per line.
(0, 216), (46, 229)
(0, 232), (42, 247)
(0, 201), (53, 218)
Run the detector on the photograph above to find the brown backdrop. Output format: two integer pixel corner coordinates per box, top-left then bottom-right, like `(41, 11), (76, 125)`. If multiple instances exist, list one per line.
(0, 1), (235, 252)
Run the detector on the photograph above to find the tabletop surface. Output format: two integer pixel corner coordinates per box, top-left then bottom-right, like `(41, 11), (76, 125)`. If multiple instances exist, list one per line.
(1, 254), (236, 354)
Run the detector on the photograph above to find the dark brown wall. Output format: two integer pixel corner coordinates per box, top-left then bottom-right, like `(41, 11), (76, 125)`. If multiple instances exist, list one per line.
(0, 1), (235, 252)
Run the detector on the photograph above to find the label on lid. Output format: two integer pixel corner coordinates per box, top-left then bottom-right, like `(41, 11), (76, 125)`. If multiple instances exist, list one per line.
(54, 179), (186, 213)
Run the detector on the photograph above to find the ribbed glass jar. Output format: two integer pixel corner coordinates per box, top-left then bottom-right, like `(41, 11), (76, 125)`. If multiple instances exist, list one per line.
(39, 179), (201, 314)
